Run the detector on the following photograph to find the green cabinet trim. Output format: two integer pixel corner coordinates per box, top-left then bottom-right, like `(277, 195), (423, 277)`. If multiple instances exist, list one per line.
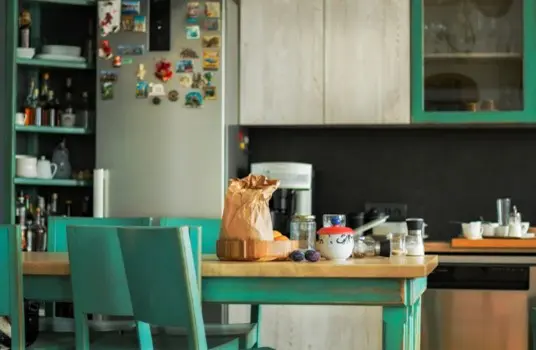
(411, 0), (536, 124)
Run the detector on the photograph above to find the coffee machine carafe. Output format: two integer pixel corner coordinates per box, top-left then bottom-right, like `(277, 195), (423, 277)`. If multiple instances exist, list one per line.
(250, 162), (313, 237)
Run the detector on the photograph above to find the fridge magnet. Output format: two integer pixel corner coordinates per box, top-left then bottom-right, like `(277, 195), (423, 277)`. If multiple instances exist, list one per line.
(112, 55), (122, 67)
(203, 72), (213, 86)
(135, 81), (149, 98)
(186, 2), (200, 24)
(98, 40), (113, 59)
(152, 96), (161, 105)
(122, 57), (133, 64)
(204, 18), (220, 31)
(202, 35), (220, 49)
(136, 63), (146, 80)
(121, 0), (140, 15)
(101, 82), (114, 100)
(149, 83), (165, 96)
(205, 2), (221, 18)
(118, 44), (144, 55)
(184, 91), (203, 108)
(186, 25), (200, 40)
(99, 70), (118, 82)
(121, 15), (135, 31)
(191, 73), (205, 89)
(178, 74), (193, 88)
(133, 15), (147, 32)
(155, 59), (173, 82)
(98, 0), (120, 37)
(176, 59), (194, 73)
(180, 48), (199, 59)
(203, 86), (216, 100)
(168, 90), (179, 102)
(202, 50), (220, 71)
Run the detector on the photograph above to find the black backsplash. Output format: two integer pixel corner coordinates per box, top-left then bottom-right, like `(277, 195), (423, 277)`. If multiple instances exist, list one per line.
(247, 126), (536, 241)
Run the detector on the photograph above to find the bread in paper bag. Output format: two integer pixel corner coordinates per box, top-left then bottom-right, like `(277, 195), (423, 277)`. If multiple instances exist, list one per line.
(220, 174), (279, 241)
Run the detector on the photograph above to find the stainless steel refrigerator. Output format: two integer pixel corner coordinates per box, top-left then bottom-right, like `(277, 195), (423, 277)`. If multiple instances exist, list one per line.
(95, 0), (241, 323)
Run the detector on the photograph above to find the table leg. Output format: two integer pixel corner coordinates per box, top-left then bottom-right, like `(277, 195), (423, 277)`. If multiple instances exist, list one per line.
(383, 306), (408, 350)
(413, 298), (422, 350)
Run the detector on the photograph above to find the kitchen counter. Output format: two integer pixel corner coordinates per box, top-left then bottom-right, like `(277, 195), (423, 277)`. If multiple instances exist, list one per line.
(23, 252), (437, 278)
(425, 241), (536, 254)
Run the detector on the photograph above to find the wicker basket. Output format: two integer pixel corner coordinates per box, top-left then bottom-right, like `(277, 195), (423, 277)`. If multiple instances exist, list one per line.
(216, 239), (298, 261)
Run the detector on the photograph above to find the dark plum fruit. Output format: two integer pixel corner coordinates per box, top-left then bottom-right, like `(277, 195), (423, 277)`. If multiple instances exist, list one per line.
(289, 250), (305, 262)
(305, 250), (320, 262)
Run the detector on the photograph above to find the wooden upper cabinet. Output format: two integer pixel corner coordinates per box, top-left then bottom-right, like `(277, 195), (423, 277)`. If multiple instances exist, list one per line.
(239, 0), (324, 125)
(324, 0), (411, 124)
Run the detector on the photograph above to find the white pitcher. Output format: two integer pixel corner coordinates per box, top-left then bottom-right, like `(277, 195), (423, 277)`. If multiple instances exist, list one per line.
(36, 156), (58, 179)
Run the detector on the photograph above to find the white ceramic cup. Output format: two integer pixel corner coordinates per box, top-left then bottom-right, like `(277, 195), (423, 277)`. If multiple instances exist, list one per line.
(316, 233), (354, 260)
(482, 223), (499, 237)
(15, 155), (37, 178)
(462, 221), (483, 240)
(495, 225), (509, 237)
(15, 113), (25, 125)
(509, 223), (522, 238)
(521, 222), (530, 235)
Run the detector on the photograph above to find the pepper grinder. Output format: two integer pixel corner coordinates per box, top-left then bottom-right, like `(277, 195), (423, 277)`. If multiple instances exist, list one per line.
(406, 218), (425, 256)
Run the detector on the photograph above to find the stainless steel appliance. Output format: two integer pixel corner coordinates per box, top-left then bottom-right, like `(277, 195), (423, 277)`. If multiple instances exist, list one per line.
(250, 162), (313, 236)
(422, 255), (536, 350)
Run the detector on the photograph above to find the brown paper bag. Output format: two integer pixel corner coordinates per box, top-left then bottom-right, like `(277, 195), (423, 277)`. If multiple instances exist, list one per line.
(220, 174), (280, 241)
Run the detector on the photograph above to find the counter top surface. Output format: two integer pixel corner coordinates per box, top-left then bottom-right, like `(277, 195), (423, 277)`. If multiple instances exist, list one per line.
(23, 252), (438, 278)
(425, 241), (536, 254)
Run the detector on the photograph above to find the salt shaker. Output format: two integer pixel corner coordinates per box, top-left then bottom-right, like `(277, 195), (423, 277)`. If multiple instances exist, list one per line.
(405, 218), (425, 256)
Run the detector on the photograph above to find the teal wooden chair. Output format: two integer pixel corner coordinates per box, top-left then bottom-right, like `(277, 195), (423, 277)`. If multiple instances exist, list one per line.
(118, 226), (273, 350)
(159, 218), (262, 348)
(532, 307), (536, 350)
(0, 225), (74, 349)
(66, 225), (152, 349)
(45, 216), (153, 333)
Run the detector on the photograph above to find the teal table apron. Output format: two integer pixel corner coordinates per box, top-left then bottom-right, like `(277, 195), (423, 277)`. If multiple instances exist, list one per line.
(24, 256), (435, 350)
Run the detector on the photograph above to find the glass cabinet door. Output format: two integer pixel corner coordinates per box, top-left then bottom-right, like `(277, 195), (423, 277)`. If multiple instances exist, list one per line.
(413, 0), (529, 121)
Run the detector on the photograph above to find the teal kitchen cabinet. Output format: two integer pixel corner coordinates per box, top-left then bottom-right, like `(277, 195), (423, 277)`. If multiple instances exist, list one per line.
(411, 0), (536, 123)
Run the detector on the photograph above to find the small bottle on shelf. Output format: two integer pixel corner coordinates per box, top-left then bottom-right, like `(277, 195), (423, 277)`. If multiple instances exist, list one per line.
(78, 91), (90, 129)
(39, 73), (50, 126)
(62, 78), (75, 127)
(64, 200), (72, 217)
(24, 195), (34, 222)
(18, 10), (31, 48)
(26, 220), (35, 252)
(33, 209), (46, 252)
(47, 90), (57, 127)
(81, 196), (91, 217)
(32, 88), (41, 126)
(50, 193), (59, 216)
(15, 191), (25, 225)
(23, 79), (36, 125)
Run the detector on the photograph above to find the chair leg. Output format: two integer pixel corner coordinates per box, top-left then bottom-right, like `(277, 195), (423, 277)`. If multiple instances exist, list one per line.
(136, 321), (154, 349)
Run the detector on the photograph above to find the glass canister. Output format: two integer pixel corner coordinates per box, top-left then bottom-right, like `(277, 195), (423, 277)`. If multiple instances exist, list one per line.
(390, 232), (407, 256)
(353, 235), (391, 258)
(290, 215), (316, 251)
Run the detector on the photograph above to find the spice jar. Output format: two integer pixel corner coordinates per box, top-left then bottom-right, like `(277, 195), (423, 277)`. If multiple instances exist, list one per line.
(290, 215), (316, 251)
(390, 232), (407, 256)
(353, 235), (391, 258)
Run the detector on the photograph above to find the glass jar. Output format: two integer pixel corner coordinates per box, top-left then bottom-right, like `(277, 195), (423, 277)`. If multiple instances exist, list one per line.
(353, 235), (391, 258)
(290, 215), (316, 251)
(390, 233), (407, 256)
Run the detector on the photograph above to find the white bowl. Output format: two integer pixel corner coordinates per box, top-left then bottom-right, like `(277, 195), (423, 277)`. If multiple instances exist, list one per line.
(16, 47), (35, 59)
(316, 227), (354, 261)
(42, 45), (81, 57)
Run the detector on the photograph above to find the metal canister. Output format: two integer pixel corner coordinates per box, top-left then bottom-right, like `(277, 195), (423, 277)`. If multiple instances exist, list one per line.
(290, 215), (316, 251)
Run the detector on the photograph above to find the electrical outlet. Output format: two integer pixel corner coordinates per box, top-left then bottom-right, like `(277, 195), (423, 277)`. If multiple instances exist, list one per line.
(364, 202), (408, 221)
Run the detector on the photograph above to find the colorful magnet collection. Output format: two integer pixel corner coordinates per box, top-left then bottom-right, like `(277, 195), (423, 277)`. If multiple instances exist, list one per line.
(98, 0), (221, 106)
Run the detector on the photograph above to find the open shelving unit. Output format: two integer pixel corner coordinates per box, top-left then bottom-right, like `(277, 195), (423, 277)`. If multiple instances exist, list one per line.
(2, 0), (97, 223)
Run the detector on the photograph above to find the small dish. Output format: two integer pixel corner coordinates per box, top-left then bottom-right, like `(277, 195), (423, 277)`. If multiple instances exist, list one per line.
(16, 47), (35, 59)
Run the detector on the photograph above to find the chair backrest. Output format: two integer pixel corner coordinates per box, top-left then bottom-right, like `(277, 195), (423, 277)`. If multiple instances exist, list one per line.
(118, 226), (206, 346)
(48, 216), (153, 252)
(66, 225), (132, 316)
(0, 225), (24, 347)
(159, 217), (220, 254)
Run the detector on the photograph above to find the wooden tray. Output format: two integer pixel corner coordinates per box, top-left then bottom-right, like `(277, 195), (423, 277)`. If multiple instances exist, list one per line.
(451, 237), (536, 249)
(216, 239), (298, 261)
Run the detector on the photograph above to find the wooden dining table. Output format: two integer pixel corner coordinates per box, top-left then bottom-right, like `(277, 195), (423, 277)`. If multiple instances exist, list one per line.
(23, 252), (438, 350)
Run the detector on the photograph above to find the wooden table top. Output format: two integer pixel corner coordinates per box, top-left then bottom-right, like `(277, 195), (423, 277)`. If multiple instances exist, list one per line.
(23, 252), (438, 278)
(425, 241), (536, 254)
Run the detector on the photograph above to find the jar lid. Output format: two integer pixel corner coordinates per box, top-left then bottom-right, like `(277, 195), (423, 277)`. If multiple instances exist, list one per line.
(292, 215), (315, 221)
(317, 225), (353, 235)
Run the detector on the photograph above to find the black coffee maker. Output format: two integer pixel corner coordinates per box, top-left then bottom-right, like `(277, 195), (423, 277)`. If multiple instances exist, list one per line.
(270, 189), (297, 236)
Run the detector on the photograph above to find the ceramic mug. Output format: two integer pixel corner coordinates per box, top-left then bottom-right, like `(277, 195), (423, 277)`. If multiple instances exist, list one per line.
(509, 223), (522, 238)
(16, 155), (37, 178)
(482, 222), (499, 237)
(462, 221), (483, 240)
(495, 225), (509, 237)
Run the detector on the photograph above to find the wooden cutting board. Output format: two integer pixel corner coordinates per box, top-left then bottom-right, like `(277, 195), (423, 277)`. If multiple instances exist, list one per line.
(451, 237), (536, 249)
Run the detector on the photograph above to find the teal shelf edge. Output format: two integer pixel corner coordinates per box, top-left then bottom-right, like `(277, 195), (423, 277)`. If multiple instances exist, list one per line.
(22, 0), (96, 6)
(15, 125), (93, 135)
(14, 178), (92, 187)
(16, 58), (93, 70)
